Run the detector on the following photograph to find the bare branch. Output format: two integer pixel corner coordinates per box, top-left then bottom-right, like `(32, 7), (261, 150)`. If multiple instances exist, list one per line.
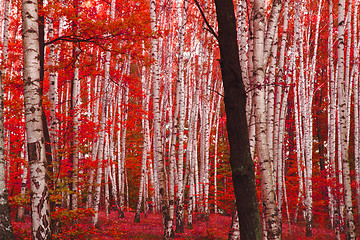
(193, 0), (219, 42)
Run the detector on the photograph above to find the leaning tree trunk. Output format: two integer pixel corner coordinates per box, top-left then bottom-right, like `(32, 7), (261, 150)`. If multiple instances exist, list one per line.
(214, 0), (262, 239)
(21, 0), (51, 238)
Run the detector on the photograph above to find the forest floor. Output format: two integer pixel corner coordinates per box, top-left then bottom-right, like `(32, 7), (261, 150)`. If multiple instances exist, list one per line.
(12, 210), (342, 239)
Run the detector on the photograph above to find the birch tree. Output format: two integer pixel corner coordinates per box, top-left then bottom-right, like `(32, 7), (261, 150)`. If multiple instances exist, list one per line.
(0, 0), (14, 237)
(151, 0), (173, 238)
(134, 64), (151, 223)
(175, 0), (187, 232)
(327, 0), (339, 235)
(337, 0), (356, 238)
(252, 0), (280, 238)
(353, 0), (360, 228)
(21, 0), (51, 238)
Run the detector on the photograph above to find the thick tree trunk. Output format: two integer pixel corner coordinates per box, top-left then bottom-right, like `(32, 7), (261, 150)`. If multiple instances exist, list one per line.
(252, 0), (280, 238)
(21, 0), (51, 238)
(214, 0), (262, 239)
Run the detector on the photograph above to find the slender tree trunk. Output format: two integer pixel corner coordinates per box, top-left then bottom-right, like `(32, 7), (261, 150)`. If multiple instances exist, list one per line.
(70, 48), (80, 211)
(175, 0), (188, 232)
(327, 1), (339, 236)
(337, 0), (356, 239)
(338, 0), (356, 238)
(263, 0), (282, 66)
(135, 64), (151, 223)
(104, 133), (111, 218)
(274, 0), (289, 226)
(213, 94), (221, 214)
(120, 84), (128, 216)
(92, 67), (110, 226)
(21, 0), (51, 238)
(237, 0), (249, 89)
(0, 0), (14, 237)
(151, 0), (173, 238)
(353, 0), (360, 229)
(16, 161), (28, 222)
(186, 71), (199, 229)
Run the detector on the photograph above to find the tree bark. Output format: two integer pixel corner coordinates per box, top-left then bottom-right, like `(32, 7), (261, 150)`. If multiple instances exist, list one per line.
(150, 0), (173, 238)
(21, 0), (51, 238)
(214, 0), (262, 239)
(252, 0), (280, 238)
(337, 0), (356, 238)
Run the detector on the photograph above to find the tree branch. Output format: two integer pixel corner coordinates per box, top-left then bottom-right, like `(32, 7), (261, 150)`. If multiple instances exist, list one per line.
(193, 0), (219, 42)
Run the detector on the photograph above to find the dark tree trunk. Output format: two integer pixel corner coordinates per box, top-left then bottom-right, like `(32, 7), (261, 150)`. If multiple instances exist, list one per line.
(214, 0), (262, 239)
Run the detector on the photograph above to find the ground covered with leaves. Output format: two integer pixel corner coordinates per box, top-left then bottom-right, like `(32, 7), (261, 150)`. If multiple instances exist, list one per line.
(12, 210), (342, 239)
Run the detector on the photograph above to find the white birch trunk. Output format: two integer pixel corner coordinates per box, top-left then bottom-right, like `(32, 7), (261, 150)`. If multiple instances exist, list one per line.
(0, 0), (13, 234)
(119, 84), (129, 215)
(353, 0), (360, 228)
(338, 0), (356, 238)
(237, 0), (249, 88)
(47, 18), (59, 173)
(186, 73), (199, 229)
(327, 0), (339, 234)
(21, 0), (51, 237)
(151, 0), (173, 237)
(70, 51), (80, 210)
(92, 71), (110, 226)
(267, 28), (278, 186)
(175, 0), (187, 232)
(104, 134), (110, 218)
(253, 0), (280, 238)
(213, 94), (221, 214)
(135, 66), (151, 222)
(263, 0), (282, 66)
(16, 162), (28, 222)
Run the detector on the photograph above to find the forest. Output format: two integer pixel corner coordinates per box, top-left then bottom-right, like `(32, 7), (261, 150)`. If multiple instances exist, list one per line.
(0, 0), (359, 239)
